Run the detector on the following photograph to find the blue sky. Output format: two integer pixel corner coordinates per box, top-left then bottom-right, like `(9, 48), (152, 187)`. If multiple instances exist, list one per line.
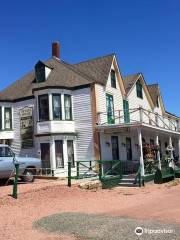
(0, 0), (179, 115)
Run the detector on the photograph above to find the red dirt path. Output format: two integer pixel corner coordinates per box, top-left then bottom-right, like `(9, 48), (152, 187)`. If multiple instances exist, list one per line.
(0, 179), (180, 240)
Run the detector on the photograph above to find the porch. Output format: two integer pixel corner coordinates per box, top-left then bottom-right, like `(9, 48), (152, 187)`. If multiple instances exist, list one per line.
(97, 121), (180, 178)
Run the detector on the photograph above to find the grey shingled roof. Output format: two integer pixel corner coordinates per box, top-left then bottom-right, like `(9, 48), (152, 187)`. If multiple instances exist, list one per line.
(0, 54), (114, 101)
(123, 73), (141, 94)
(147, 84), (160, 106)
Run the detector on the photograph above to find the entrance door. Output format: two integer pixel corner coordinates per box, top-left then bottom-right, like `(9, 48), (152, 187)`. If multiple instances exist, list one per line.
(111, 136), (119, 160)
(40, 143), (50, 169)
(126, 137), (132, 160)
(123, 100), (130, 123)
(106, 94), (115, 124)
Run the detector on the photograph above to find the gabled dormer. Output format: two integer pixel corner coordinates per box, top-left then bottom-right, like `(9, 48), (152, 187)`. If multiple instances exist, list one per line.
(35, 61), (52, 83)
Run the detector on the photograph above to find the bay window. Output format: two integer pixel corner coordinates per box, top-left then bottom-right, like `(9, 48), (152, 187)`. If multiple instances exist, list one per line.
(4, 107), (12, 130)
(52, 94), (62, 120)
(38, 94), (49, 121)
(64, 95), (72, 120)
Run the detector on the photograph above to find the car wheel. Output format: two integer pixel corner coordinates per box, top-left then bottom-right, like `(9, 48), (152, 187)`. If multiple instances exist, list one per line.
(22, 169), (35, 183)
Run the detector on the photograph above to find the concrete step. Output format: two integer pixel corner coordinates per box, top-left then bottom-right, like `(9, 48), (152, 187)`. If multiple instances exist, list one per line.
(120, 178), (135, 183)
(118, 182), (138, 187)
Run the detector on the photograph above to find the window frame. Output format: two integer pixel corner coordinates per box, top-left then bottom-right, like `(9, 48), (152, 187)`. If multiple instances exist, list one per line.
(111, 69), (116, 88)
(38, 94), (49, 122)
(64, 94), (73, 121)
(52, 93), (62, 120)
(136, 80), (143, 99)
(4, 107), (12, 130)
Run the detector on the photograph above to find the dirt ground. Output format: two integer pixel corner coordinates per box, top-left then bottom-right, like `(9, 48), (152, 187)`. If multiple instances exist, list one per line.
(0, 179), (180, 240)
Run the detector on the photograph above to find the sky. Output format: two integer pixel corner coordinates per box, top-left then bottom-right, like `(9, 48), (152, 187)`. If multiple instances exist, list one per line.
(0, 0), (179, 115)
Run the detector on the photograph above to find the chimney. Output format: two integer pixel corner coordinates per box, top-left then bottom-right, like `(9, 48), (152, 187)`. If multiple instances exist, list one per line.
(52, 41), (60, 59)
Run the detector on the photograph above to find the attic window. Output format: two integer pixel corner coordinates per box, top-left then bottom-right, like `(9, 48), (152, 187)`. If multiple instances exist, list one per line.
(136, 80), (143, 99)
(156, 97), (159, 108)
(111, 69), (116, 88)
(35, 61), (46, 83)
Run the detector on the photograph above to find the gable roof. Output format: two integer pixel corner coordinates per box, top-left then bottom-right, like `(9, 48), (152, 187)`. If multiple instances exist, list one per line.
(147, 84), (160, 106)
(0, 54), (115, 101)
(147, 83), (166, 113)
(71, 53), (115, 85)
(123, 73), (141, 94)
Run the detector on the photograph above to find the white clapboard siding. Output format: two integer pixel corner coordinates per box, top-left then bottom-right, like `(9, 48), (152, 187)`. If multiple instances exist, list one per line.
(73, 87), (94, 161)
(11, 98), (38, 157)
(128, 83), (152, 123)
(96, 64), (124, 124)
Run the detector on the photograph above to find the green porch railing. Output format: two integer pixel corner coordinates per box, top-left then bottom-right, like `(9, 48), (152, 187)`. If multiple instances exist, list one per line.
(97, 160), (122, 188)
(76, 161), (97, 179)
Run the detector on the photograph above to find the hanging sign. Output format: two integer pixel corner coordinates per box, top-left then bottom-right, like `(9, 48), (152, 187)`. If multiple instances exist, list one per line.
(20, 107), (33, 148)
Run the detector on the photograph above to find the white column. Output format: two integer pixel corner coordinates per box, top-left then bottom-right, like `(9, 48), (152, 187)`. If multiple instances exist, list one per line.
(63, 139), (68, 169)
(169, 136), (174, 160)
(156, 135), (161, 169)
(50, 137), (56, 172)
(138, 128), (145, 176)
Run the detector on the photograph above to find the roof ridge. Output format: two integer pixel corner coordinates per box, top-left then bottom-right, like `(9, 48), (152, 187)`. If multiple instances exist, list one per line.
(124, 73), (141, 78)
(73, 53), (115, 65)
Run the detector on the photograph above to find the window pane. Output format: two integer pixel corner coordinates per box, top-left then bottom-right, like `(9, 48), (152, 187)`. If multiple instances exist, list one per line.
(67, 140), (75, 167)
(55, 140), (64, 168)
(38, 95), (49, 121)
(136, 80), (143, 99)
(64, 95), (72, 120)
(0, 147), (13, 157)
(111, 70), (116, 88)
(52, 94), (61, 120)
(4, 108), (12, 129)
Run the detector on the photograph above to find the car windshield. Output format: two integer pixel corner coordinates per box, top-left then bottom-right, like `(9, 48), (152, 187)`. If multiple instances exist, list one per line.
(0, 147), (13, 157)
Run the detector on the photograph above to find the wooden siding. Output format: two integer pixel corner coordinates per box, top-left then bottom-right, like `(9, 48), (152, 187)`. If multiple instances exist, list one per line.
(95, 63), (124, 124)
(73, 87), (95, 161)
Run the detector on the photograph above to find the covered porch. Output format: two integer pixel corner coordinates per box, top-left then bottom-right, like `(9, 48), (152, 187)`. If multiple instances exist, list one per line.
(97, 123), (180, 178)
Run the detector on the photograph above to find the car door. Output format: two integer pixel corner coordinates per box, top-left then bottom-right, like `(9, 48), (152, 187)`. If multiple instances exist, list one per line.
(0, 146), (14, 179)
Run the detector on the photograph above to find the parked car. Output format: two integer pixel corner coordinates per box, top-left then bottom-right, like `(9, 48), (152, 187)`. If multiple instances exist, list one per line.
(0, 144), (41, 182)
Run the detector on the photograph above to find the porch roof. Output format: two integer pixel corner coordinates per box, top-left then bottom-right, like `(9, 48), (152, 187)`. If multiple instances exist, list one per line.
(96, 122), (180, 136)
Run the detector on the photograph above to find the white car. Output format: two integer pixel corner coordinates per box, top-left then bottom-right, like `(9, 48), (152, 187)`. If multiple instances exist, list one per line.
(0, 144), (41, 182)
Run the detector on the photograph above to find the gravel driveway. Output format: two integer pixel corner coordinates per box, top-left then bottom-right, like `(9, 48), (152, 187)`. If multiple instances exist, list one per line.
(34, 212), (180, 240)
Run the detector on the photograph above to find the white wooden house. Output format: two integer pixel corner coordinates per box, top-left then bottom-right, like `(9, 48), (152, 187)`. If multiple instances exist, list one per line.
(0, 42), (179, 177)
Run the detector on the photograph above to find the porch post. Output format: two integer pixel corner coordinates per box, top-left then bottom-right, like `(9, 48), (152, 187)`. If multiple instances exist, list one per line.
(50, 137), (56, 175)
(169, 136), (174, 160)
(155, 135), (161, 170)
(138, 127), (145, 176)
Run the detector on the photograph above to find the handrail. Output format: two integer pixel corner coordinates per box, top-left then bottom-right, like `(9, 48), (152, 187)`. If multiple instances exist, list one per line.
(97, 107), (179, 132)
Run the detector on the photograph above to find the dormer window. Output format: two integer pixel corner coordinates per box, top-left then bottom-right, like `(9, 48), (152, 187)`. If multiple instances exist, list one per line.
(111, 69), (116, 88)
(35, 61), (45, 83)
(35, 61), (51, 83)
(136, 80), (143, 99)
